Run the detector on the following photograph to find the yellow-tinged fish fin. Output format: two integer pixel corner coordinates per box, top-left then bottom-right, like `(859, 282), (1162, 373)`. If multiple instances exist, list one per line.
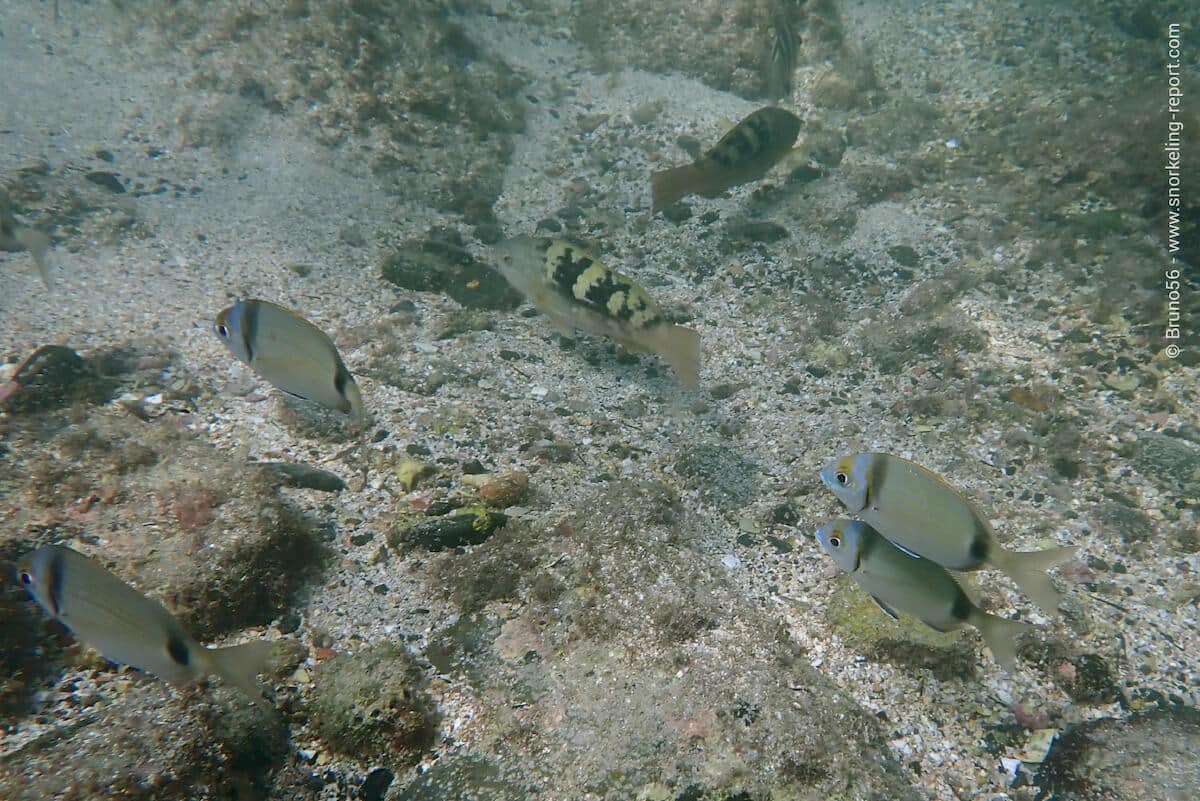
(343, 379), (366, 420)
(782, 143), (809, 171)
(16, 228), (52, 287)
(956, 572), (983, 606)
(991, 545), (1079, 618)
(206, 640), (275, 705)
(523, 281), (576, 338)
(969, 611), (1032, 673)
(546, 313), (576, 339)
(639, 324), (701, 388)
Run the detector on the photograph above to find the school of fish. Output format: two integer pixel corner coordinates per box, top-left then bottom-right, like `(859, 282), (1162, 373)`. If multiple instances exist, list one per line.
(7, 61), (1080, 714)
(817, 453), (1077, 670)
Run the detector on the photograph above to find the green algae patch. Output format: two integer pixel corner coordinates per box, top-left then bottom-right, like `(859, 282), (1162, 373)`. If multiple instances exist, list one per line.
(825, 576), (977, 680)
(310, 643), (438, 766)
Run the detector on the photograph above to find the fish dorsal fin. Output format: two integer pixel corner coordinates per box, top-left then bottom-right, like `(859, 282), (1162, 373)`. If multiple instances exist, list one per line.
(870, 595), (900, 621)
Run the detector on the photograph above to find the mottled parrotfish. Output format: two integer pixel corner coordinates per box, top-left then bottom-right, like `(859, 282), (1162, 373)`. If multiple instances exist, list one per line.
(494, 236), (701, 388)
(820, 452), (1078, 617)
(651, 106), (802, 211)
(18, 545), (275, 703)
(816, 519), (1031, 671)
(0, 186), (52, 286)
(215, 298), (365, 417)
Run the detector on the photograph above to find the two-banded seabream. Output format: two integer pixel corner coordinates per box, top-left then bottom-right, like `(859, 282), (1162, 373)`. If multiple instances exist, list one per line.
(19, 545), (274, 702)
(820, 452), (1077, 616)
(214, 298), (364, 417)
(816, 519), (1030, 671)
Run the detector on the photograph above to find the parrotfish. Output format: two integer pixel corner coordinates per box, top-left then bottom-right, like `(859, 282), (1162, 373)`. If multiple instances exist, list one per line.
(651, 106), (802, 211)
(215, 298), (364, 417)
(18, 545), (274, 702)
(819, 452), (1078, 616)
(494, 236), (701, 387)
(0, 186), (52, 286)
(816, 519), (1031, 671)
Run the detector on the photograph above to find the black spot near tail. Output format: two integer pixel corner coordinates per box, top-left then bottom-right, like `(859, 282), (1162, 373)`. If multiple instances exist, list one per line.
(167, 635), (191, 667)
(969, 525), (990, 565)
(334, 364), (350, 397)
(951, 588), (973, 622)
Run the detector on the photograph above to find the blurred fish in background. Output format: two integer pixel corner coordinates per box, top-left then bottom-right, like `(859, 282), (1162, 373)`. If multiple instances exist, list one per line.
(0, 185), (52, 287)
(650, 106), (802, 211)
(766, 0), (801, 104)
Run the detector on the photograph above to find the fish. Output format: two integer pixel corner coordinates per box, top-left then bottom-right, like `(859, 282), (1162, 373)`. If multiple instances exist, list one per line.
(494, 236), (701, 388)
(766, 3), (799, 103)
(214, 298), (364, 417)
(816, 518), (1031, 670)
(650, 106), (802, 211)
(17, 545), (275, 702)
(819, 452), (1078, 616)
(0, 186), (52, 286)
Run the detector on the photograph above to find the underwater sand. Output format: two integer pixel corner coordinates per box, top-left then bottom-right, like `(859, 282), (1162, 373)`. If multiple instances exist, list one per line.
(2, 1), (1198, 799)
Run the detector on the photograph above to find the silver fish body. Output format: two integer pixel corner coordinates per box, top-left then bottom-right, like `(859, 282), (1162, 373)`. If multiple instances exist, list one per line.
(18, 545), (273, 701)
(816, 518), (1029, 670)
(494, 236), (701, 387)
(214, 298), (364, 417)
(819, 452), (1077, 616)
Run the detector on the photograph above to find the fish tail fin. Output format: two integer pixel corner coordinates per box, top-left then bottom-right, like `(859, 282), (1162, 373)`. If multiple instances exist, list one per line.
(992, 545), (1079, 618)
(15, 228), (52, 287)
(969, 611), (1032, 672)
(651, 164), (700, 211)
(642, 324), (701, 388)
(207, 640), (275, 705)
(344, 379), (366, 420)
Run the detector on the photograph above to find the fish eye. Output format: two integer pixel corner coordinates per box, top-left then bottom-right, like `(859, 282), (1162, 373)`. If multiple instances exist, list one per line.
(18, 571), (32, 585)
(836, 472), (848, 485)
(216, 324), (229, 338)
(828, 536), (841, 548)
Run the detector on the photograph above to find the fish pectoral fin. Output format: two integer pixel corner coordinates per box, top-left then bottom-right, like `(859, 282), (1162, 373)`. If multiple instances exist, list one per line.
(548, 317), (576, 339)
(869, 595), (900, 621)
(637, 324), (702, 389)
